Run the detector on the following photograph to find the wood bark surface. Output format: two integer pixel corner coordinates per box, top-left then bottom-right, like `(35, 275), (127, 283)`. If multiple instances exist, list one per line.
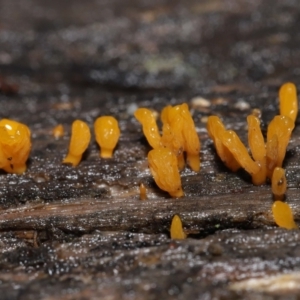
(0, 0), (300, 299)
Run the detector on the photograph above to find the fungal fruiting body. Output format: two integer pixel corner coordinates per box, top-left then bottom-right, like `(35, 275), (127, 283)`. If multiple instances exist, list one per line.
(94, 116), (120, 158)
(267, 115), (294, 170)
(161, 122), (185, 170)
(271, 167), (286, 200)
(180, 103), (201, 172)
(266, 134), (279, 179)
(221, 130), (260, 175)
(170, 214), (186, 239)
(52, 124), (64, 139)
(148, 148), (183, 198)
(139, 183), (147, 200)
(272, 201), (298, 230)
(0, 119), (31, 174)
(161, 103), (201, 172)
(247, 115), (266, 185)
(279, 82), (298, 122)
(63, 120), (91, 166)
(134, 108), (161, 149)
(207, 116), (240, 172)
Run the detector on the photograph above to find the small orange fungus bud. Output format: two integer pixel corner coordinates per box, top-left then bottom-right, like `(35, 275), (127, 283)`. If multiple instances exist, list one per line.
(148, 148), (184, 198)
(272, 167), (286, 200)
(267, 115), (294, 168)
(52, 124), (64, 139)
(222, 130), (260, 175)
(134, 108), (161, 149)
(63, 120), (91, 166)
(170, 214), (186, 239)
(272, 201), (298, 230)
(0, 119), (31, 174)
(139, 183), (147, 200)
(94, 116), (120, 158)
(279, 82), (298, 122)
(247, 115), (266, 185)
(207, 116), (240, 172)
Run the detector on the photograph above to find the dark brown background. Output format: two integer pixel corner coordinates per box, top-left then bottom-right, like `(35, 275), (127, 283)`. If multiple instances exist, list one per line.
(0, 0), (300, 299)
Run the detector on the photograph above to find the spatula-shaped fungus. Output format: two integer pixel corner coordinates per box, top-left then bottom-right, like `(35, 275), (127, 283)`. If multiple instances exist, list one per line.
(247, 115), (266, 185)
(148, 148), (184, 198)
(267, 115), (294, 168)
(161, 123), (185, 170)
(170, 214), (186, 239)
(63, 120), (91, 166)
(94, 116), (120, 158)
(221, 130), (260, 175)
(180, 103), (201, 172)
(161, 104), (200, 172)
(134, 108), (161, 149)
(279, 82), (298, 123)
(0, 119), (31, 174)
(272, 201), (298, 230)
(266, 134), (279, 179)
(207, 116), (240, 172)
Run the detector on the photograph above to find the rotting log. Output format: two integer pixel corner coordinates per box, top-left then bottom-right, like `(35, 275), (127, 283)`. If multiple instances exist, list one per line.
(1, 0), (300, 299)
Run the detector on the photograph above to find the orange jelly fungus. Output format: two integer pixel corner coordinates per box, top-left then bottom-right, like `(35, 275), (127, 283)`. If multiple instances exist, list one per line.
(148, 148), (184, 198)
(247, 115), (266, 185)
(161, 122), (185, 170)
(279, 82), (298, 123)
(266, 134), (278, 179)
(94, 116), (120, 158)
(271, 167), (286, 200)
(161, 103), (201, 172)
(63, 120), (91, 166)
(207, 116), (240, 172)
(52, 124), (64, 139)
(170, 214), (186, 239)
(134, 108), (161, 149)
(139, 183), (147, 200)
(272, 201), (298, 230)
(0, 119), (31, 174)
(222, 130), (260, 175)
(267, 115), (294, 170)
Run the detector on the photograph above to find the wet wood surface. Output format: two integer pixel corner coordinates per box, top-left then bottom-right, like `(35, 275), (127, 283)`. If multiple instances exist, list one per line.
(1, 0), (300, 299)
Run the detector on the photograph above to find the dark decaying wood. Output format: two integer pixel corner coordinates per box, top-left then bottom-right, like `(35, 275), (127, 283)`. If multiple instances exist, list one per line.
(1, 0), (300, 299)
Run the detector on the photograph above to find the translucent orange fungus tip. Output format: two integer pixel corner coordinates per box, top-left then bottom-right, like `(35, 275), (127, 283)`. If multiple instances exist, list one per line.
(170, 214), (186, 239)
(134, 108), (161, 149)
(63, 120), (91, 166)
(271, 167), (286, 200)
(148, 148), (184, 198)
(272, 201), (298, 230)
(139, 183), (147, 200)
(279, 82), (298, 122)
(52, 124), (64, 139)
(94, 116), (120, 158)
(0, 119), (31, 174)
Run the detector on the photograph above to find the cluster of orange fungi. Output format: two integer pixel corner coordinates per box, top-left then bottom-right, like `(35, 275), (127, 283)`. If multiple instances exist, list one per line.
(63, 116), (120, 166)
(135, 103), (200, 199)
(0, 83), (298, 237)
